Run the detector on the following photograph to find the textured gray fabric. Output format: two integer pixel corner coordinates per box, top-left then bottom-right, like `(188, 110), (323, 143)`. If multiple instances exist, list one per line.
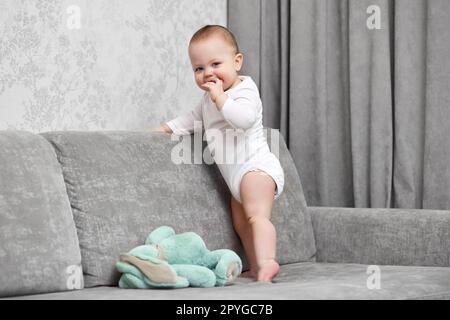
(41, 130), (316, 287)
(228, 0), (291, 139)
(0, 131), (82, 298)
(228, 0), (450, 209)
(0, 1), (226, 132)
(394, 0), (450, 210)
(7, 262), (450, 300)
(310, 206), (450, 267)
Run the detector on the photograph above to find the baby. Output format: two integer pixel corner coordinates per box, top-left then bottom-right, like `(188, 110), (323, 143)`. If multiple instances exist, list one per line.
(149, 25), (285, 282)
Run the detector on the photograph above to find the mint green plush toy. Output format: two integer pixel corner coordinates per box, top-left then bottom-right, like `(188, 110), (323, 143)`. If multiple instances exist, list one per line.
(116, 226), (242, 289)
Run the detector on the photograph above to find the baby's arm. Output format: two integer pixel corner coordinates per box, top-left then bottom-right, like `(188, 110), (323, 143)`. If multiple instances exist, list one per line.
(145, 123), (173, 134)
(220, 88), (258, 130)
(146, 100), (203, 135)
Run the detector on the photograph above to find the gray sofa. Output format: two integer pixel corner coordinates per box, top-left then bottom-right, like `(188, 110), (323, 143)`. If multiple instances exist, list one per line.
(1, 130), (450, 300)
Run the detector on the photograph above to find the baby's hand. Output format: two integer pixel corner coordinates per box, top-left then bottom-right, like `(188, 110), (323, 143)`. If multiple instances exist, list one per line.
(201, 79), (225, 103)
(145, 124), (173, 134)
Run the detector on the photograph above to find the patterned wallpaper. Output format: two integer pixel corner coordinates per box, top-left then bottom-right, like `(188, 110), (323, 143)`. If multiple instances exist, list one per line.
(0, 0), (226, 132)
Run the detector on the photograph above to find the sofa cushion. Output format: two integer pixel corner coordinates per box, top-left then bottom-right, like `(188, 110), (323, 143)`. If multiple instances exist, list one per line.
(309, 206), (450, 267)
(0, 131), (83, 298)
(7, 263), (450, 300)
(41, 130), (316, 287)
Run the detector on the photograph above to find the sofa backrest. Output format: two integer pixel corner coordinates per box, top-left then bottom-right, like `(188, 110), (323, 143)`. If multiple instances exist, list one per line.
(41, 130), (316, 287)
(0, 131), (82, 298)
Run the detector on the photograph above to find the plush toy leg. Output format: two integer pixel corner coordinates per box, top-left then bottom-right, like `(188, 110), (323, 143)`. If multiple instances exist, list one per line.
(119, 273), (150, 289)
(116, 261), (150, 288)
(171, 264), (216, 288)
(117, 263), (189, 289)
(206, 249), (243, 286)
(128, 244), (160, 261)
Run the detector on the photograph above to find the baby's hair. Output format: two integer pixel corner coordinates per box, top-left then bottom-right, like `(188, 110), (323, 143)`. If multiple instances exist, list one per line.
(190, 25), (240, 55)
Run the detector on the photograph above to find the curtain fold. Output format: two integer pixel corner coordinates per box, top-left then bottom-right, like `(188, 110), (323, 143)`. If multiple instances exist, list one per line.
(228, 0), (450, 209)
(420, 0), (450, 209)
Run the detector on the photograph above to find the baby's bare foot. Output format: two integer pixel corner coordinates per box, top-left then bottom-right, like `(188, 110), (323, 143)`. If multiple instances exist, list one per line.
(256, 260), (280, 282)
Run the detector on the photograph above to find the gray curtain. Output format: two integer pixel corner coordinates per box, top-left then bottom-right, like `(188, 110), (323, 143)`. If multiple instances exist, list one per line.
(228, 0), (450, 209)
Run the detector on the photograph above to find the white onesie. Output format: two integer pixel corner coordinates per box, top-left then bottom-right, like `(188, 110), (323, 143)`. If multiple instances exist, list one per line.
(166, 76), (284, 204)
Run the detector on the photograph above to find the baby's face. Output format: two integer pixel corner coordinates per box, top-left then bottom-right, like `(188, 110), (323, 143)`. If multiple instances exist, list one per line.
(189, 36), (243, 92)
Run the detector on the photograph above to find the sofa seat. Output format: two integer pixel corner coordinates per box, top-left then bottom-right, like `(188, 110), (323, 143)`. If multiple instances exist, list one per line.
(2, 131), (449, 300)
(9, 262), (450, 300)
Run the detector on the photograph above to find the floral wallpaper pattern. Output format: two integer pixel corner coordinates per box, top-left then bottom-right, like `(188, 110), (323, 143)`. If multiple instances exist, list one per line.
(0, 0), (226, 132)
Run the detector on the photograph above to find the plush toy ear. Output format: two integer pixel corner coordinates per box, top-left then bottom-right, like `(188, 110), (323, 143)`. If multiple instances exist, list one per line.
(145, 226), (176, 245)
(120, 254), (178, 284)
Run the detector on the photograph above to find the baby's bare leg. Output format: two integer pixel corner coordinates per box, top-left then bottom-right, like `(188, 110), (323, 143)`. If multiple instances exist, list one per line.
(240, 171), (280, 282)
(231, 196), (257, 278)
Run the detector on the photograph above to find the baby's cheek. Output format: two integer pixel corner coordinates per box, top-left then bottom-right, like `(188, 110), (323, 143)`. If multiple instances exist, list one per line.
(214, 71), (225, 80)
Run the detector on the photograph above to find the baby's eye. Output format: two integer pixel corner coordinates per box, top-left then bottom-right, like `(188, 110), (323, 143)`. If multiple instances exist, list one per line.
(212, 62), (221, 68)
(194, 67), (203, 72)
